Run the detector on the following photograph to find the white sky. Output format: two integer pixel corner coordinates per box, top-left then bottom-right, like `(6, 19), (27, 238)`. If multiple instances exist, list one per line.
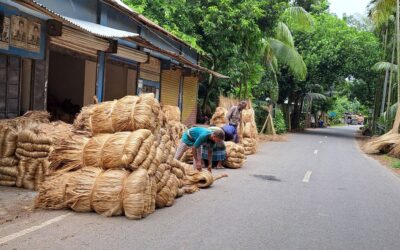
(329, 0), (370, 17)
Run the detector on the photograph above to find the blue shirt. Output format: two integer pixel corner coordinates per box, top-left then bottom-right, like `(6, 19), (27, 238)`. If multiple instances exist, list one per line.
(221, 124), (236, 138)
(182, 127), (212, 148)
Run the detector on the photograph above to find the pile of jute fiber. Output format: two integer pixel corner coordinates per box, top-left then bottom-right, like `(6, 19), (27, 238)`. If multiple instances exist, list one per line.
(0, 111), (72, 189)
(162, 105), (187, 147)
(210, 107), (227, 127)
(74, 94), (161, 135)
(15, 122), (73, 190)
(223, 142), (246, 169)
(240, 108), (258, 155)
(36, 94), (227, 219)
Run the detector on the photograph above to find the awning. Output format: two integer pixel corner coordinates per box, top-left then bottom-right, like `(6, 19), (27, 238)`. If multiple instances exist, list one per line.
(131, 37), (229, 79)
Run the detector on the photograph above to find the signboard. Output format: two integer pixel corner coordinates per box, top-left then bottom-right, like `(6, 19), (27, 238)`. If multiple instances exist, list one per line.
(27, 20), (40, 52)
(0, 16), (10, 49)
(10, 15), (28, 49)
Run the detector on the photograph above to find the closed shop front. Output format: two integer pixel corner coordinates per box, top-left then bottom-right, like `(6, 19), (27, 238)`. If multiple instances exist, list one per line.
(138, 56), (161, 100)
(160, 69), (181, 107)
(104, 58), (137, 101)
(182, 76), (199, 125)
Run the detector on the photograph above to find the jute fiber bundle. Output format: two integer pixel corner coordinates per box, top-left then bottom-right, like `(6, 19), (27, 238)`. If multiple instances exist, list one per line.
(0, 157), (18, 186)
(224, 142), (246, 169)
(166, 122), (187, 147)
(0, 124), (18, 158)
(240, 108), (258, 155)
(15, 158), (49, 190)
(73, 94), (161, 135)
(162, 105), (181, 123)
(180, 149), (193, 163)
(363, 133), (400, 154)
(50, 130), (154, 171)
(36, 167), (154, 219)
(210, 107), (227, 127)
(1, 111), (50, 128)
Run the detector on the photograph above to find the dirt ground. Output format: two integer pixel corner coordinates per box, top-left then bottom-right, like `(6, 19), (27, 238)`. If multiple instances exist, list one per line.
(258, 134), (289, 142)
(0, 187), (36, 224)
(356, 132), (400, 177)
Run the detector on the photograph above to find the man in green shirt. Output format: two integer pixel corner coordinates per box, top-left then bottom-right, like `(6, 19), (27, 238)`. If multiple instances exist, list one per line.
(174, 126), (225, 172)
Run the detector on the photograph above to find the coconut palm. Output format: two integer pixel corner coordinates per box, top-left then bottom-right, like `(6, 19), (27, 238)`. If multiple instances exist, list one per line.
(260, 6), (312, 134)
(369, 0), (400, 133)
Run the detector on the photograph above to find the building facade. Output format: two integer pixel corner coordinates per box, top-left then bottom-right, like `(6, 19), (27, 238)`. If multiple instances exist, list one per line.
(0, 0), (226, 125)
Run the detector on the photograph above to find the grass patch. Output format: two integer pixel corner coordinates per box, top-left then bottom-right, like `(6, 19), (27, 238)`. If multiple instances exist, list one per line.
(383, 155), (400, 169)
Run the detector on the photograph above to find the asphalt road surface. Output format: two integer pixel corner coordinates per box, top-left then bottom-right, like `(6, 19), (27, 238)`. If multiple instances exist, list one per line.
(1, 126), (400, 250)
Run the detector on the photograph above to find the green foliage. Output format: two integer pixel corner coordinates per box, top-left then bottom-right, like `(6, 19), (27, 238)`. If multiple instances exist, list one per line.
(274, 109), (287, 134)
(327, 96), (368, 124)
(291, 13), (381, 107)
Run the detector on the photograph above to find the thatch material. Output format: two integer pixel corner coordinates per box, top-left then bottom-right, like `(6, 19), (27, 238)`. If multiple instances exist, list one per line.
(224, 142), (246, 169)
(210, 107), (227, 127)
(73, 94), (161, 135)
(50, 130), (154, 171)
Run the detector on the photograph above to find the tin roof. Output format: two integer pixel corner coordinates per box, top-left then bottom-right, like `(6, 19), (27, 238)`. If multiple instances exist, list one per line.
(63, 16), (139, 38)
(21, 0), (138, 38)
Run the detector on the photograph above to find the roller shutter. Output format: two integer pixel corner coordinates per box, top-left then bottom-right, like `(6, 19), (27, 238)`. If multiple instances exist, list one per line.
(182, 76), (198, 125)
(160, 69), (181, 107)
(140, 56), (160, 82)
(49, 27), (109, 57)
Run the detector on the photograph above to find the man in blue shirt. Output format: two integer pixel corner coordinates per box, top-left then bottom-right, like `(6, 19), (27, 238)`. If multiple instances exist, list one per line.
(174, 126), (225, 172)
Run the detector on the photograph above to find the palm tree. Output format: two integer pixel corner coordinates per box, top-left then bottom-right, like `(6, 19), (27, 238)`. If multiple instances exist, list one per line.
(260, 6), (312, 134)
(370, 0), (400, 134)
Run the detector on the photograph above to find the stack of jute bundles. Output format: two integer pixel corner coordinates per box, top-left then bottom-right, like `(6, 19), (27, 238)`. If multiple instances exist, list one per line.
(241, 108), (258, 155)
(36, 94), (225, 220)
(162, 105), (187, 147)
(223, 142), (246, 169)
(0, 123), (18, 186)
(210, 107), (228, 127)
(212, 96), (258, 155)
(15, 121), (73, 190)
(0, 111), (53, 188)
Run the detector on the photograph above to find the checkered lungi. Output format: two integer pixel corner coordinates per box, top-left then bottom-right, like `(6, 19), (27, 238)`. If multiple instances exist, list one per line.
(202, 142), (226, 161)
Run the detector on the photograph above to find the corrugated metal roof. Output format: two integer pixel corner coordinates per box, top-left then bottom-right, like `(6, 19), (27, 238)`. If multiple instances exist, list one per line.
(63, 16), (139, 38)
(25, 0), (138, 38)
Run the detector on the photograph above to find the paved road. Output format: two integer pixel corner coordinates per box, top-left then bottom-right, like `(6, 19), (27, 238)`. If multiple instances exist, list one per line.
(1, 126), (400, 250)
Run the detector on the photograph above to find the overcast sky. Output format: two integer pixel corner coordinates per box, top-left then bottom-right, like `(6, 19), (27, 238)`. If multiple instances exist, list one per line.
(329, 0), (370, 17)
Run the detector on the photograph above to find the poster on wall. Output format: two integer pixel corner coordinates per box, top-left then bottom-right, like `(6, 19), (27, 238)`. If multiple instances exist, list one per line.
(0, 16), (10, 50)
(27, 21), (40, 52)
(10, 15), (28, 49)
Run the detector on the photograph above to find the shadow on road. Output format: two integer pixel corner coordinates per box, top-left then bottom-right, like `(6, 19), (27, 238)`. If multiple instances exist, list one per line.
(252, 174), (281, 182)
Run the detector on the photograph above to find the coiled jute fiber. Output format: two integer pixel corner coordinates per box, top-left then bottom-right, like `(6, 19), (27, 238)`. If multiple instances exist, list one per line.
(224, 142), (246, 169)
(74, 94), (161, 135)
